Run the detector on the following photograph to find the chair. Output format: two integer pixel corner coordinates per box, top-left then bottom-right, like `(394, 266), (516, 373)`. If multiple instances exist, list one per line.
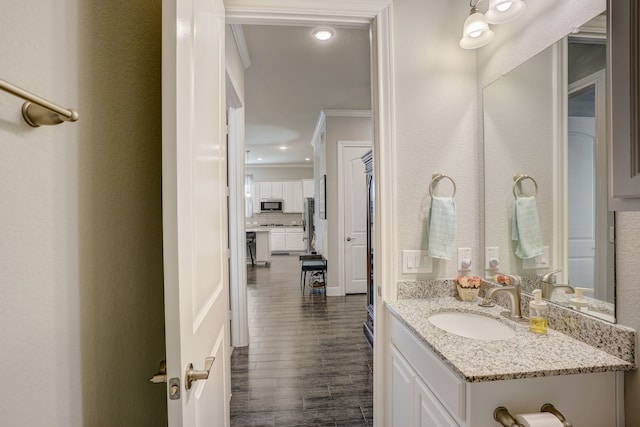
(299, 255), (327, 292)
(246, 232), (256, 266)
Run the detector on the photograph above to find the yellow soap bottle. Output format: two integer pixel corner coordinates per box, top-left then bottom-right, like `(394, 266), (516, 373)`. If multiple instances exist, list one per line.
(529, 289), (548, 334)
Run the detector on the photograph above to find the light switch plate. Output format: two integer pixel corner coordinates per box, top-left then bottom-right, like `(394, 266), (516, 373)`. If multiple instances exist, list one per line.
(522, 246), (550, 269)
(402, 250), (433, 274)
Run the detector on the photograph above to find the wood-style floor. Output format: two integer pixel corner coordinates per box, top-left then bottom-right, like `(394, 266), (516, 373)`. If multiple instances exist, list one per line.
(230, 254), (374, 426)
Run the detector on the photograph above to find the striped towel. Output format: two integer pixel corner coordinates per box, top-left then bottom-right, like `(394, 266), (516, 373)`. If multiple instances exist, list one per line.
(428, 197), (456, 260)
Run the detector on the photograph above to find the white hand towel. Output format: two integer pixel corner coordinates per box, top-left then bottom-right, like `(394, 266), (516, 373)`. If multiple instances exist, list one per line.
(512, 196), (544, 259)
(428, 196), (456, 260)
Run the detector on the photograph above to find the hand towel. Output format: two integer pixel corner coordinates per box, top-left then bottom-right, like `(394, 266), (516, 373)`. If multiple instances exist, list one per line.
(428, 196), (456, 260)
(512, 196), (544, 259)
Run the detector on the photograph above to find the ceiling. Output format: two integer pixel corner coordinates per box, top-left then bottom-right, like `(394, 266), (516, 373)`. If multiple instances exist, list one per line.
(238, 24), (372, 166)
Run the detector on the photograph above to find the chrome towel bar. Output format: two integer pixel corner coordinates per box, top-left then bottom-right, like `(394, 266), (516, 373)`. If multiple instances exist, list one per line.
(512, 173), (538, 198)
(0, 78), (79, 127)
(429, 173), (457, 197)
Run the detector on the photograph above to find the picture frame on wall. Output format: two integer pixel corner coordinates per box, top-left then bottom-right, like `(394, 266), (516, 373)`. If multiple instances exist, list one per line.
(319, 175), (326, 219)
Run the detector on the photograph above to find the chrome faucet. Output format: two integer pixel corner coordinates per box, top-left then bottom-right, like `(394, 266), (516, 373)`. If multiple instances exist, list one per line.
(483, 273), (525, 321)
(540, 269), (574, 299)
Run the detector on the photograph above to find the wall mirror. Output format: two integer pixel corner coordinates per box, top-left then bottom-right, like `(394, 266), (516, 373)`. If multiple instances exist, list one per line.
(482, 13), (616, 322)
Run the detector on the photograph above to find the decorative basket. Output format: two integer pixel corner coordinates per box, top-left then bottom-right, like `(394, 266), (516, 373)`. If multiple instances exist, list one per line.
(457, 285), (479, 302)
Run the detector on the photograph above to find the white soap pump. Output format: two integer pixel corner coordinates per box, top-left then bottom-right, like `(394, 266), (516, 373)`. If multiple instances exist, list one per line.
(569, 287), (594, 312)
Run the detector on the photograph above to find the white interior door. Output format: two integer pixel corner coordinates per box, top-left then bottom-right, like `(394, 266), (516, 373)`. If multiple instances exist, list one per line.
(341, 143), (371, 294)
(162, 0), (230, 425)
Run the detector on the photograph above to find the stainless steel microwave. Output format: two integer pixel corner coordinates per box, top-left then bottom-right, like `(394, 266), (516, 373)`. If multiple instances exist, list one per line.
(260, 199), (283, 212)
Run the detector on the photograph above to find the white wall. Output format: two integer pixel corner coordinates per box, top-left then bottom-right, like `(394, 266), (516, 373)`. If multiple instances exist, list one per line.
(313, 113), (372, 291)
(393, 0), (479, 281)
(0, 1), (166, 425)
(249, 166), (313, 181)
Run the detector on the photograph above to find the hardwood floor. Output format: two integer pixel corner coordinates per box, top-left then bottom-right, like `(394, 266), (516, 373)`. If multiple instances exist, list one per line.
(231, 254), (374, 426)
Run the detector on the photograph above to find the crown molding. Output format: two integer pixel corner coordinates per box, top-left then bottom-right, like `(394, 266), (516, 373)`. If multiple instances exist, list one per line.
(230, 24), (252, 69)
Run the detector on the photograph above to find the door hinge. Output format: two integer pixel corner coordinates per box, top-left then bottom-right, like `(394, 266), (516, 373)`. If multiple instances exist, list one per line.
(377, 286), (382, 297)
(225, 124), (230, 135)
(226, 186), (230, 197)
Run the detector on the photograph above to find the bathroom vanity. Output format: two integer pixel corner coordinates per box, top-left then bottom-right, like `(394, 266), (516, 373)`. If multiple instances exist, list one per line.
(386, 299), (633, 427)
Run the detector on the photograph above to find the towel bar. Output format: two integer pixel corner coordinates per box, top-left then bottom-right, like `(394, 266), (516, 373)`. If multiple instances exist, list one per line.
(429, 173), (456, 197)
(512, 173), (538, 198)
(494, 404), (572, 427)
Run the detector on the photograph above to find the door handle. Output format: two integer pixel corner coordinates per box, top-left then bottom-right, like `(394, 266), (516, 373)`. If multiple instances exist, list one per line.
(150, 360), (167, 384)
(185, 357), (215, 390)
(346, 237), (353, 241)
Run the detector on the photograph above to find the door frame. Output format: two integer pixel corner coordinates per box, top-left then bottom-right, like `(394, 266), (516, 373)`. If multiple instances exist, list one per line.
(225, 1), (397, 425)
(337, 140), (372, 295)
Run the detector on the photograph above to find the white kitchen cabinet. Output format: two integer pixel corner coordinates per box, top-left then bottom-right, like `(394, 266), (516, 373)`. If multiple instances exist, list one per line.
(270, 229), (286, 252)
(258, 182), (283, 200)
(252, 183), (261, 213)
(282, 181), (303, 213)
(302, 179), (315, 198)
(388, 311), (620, 427)
(284, 227), (305, 251)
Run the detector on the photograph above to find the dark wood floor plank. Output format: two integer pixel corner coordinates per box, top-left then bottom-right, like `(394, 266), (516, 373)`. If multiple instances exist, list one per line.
(231, 255), (373, 426)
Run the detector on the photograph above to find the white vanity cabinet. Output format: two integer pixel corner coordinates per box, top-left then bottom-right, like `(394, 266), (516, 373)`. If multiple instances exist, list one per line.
(387, 311), (621, 427)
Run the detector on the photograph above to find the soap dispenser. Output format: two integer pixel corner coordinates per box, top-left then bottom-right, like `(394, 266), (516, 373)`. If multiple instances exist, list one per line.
(529, 289), (548, 334)
(569, 287), (594, 312)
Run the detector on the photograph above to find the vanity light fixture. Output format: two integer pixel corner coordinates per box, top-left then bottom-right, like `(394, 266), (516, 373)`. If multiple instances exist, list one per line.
(459, 0), (494, 49)
(459, 0), (525, 49)
(485, 0), (525, 24)
(312, 27), (334, 41)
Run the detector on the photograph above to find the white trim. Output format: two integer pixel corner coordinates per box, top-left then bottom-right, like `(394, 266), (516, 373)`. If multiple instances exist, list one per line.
(226, 68), (250, 347)
(324, 109), (373, 118)
(311, 110), (327, 149)
(230, 24), (252, 69)
(552, 40), (569, 284)
(372, 6), (397, 427)
(226, 5), (393, 426)
(337, 140), (372, 297)
(247, 163), (314, 168)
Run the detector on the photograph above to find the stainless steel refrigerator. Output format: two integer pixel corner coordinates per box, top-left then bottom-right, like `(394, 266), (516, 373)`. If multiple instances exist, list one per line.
(302, 197), (315, 253)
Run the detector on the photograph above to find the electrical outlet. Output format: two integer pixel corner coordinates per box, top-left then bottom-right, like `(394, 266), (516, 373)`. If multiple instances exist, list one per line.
(522, 246), (550, 269)
(485, 247), (500, 270)
(457, 248), (472, 271)
(402, 250), (433, 274)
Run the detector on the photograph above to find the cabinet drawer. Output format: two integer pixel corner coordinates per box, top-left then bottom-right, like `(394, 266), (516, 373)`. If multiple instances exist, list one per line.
(390, 315), (466, 421)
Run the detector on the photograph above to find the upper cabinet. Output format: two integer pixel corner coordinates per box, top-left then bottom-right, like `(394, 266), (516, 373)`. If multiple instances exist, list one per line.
(610, 0), (640, 210)
(253, 180), (307, 213)
(302, 179), (315, 198)
(282, 181), (303, 213)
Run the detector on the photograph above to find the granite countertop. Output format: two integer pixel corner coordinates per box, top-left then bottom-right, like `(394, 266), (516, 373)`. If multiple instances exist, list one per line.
(386, 297), (634, 383)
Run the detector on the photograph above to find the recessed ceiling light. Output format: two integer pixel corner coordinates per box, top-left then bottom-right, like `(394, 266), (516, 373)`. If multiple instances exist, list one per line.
(279, 146), (287, 150)
(257, 157), (263, 161)
(313, 27), (334, 41)
(305, 158), (311, 161)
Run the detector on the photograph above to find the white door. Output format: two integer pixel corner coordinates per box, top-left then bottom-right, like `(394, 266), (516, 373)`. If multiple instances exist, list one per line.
(341, 144), (370, 294)
(162, 0), (230, 425)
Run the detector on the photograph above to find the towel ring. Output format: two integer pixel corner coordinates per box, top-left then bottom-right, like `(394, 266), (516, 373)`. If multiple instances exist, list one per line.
(512, 173), (538, 198)
(429, 173), (456, 197)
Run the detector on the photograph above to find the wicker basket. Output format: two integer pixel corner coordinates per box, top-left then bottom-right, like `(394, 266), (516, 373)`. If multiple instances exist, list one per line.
(457, 285), (479, 302)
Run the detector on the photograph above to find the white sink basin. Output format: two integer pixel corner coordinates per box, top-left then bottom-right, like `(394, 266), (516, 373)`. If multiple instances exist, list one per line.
(428, 311), (516, 341)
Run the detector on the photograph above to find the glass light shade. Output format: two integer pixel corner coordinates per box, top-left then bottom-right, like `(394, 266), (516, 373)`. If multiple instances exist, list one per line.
(485, 0), (526, 24)
(459, 12), (494, 49)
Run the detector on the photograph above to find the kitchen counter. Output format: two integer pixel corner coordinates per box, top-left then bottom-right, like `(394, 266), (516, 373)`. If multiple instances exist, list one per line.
(386, 298), (633, 383)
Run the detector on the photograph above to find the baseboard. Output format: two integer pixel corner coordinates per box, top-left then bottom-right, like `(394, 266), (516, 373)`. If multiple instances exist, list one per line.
(325, 286), (344, 297)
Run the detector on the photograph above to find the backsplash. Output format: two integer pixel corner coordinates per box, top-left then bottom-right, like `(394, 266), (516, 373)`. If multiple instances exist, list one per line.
(397, 279), (636, 365)
(247, 212), (303, 226)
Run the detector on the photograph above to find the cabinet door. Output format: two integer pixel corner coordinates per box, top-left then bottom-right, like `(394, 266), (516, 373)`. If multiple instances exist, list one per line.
(292, 181), (303, 212)
(270, 230), (286, 251)
(282, 182), (294, 212)
(271, 182), (283, 199)
(252, 183), (261, 213)
(258, 182), (272, 199)
(285, 231), (305, 251)
(415, 377), (459, 427)
(390, 346), (416, 427)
